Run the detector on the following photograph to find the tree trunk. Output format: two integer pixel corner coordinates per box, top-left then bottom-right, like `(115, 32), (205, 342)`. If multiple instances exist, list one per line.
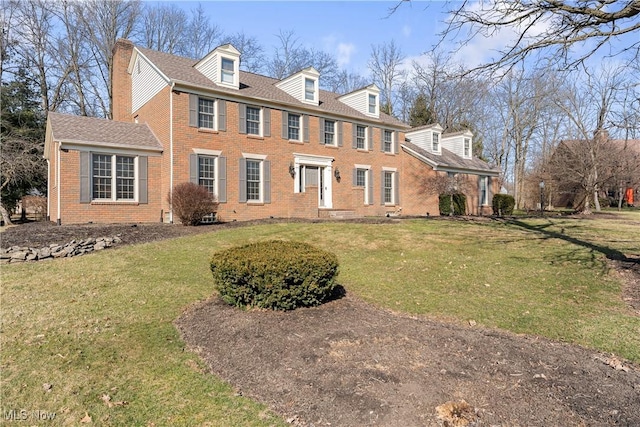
(0, 203), (13, 226)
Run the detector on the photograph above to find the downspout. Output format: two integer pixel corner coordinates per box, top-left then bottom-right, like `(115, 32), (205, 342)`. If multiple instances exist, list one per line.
(56, 141), (61, 225)
(169, 82), (175, 223)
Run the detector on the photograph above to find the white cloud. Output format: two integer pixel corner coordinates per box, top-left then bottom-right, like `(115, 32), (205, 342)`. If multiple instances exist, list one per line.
(337, 42), (356, 67)
(402, 25), (412, 38)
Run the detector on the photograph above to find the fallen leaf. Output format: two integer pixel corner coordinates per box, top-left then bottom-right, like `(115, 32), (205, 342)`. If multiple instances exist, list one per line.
(80, 412), (92, 423)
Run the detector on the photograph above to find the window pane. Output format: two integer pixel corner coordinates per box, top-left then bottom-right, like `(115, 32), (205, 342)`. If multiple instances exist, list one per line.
(356, 169), (366, 187)
(356, 125), (366, 149)
(288, 114), (300, 140)
(324, 120), (335, 145)
(246, 106), (260, 135)
(198, 156), (216, 195)
(198, 98), (215, 129)
(246, 160), (261, 201)
(92, 154), (112, 199)
(384, 130), (392, 152)
(305, 78), (314, 100)
(384, 172), (393, 203)
(116, 156), (135, 200)
(221, 58), (234, 83)
(368, 94), (376, 113)
(433, 132), (439, 151)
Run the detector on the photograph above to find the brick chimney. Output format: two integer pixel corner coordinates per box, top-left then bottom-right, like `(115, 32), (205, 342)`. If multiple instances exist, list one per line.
(112, 39), (134, 122)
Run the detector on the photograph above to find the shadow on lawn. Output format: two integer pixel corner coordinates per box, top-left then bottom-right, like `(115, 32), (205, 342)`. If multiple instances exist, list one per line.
(505, 219), (639, 271)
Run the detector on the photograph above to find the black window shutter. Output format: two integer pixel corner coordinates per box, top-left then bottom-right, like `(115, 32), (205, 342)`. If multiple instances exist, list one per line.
(281, 111), (288, 139)
(138, 156), (148, 204)
(263, 160), (271, 203)
(337, 121), (343, 147)
(238, 103), (246, 134)
(189, 154), (198, 183)
(80, 151), (90, 203)
(263, 108), (271, 137)
(218, 100), (226, 131)
(319, 118), (325, 144)
(218, 156), (227, 203)
(238, 158), (247, 202)
(303, 115), (309, 142)
(189, 94), (198, 127)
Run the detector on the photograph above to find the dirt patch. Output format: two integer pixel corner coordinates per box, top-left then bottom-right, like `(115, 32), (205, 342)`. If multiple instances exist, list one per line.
(176, 295), (640, 426)
(4, 218), (640, 426)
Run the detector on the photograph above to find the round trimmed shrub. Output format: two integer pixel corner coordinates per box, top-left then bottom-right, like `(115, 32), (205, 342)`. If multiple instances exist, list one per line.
(439, 193), (467, 216)
(492, 194), (515, 216)
(210, 240), (339, 311)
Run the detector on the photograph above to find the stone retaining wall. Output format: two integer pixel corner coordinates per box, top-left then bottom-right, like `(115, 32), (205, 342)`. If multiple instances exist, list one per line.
(1, 236), (122, 263)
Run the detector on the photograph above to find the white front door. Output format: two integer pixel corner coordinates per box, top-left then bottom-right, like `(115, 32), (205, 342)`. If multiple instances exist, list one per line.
(294, 154), (334, 209)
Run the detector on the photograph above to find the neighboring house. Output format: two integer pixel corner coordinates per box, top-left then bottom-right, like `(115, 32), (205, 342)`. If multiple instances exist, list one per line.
(550, 132), (640, 209)
(45, 39), (498, 224)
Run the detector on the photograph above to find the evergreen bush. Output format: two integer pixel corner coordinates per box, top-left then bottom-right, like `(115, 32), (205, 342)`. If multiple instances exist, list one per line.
(439, 193), (467, 216)
(210, 240), (339, 311)
(492, 194), (515, 216)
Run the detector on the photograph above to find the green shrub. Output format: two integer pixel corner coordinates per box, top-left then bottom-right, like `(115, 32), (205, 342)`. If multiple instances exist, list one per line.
(492, 194), (515, 216)
(210, 240), (339, 311)
(169, 182), (218, 226)
(439, 193), (467, 216)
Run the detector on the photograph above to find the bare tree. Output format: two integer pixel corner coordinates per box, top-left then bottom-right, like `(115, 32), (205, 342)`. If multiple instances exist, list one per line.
(328, 69), (369, 95)
(223, 32), (265, 73)
(82, 0), (139, 118)
(549, 65), (627, 213)
(420, 172), (475, 215)
(368, 39), (405, 115)
(436, 0), (640, 75)
(183, 3), (223, 59)
(135, 2), (186, 55)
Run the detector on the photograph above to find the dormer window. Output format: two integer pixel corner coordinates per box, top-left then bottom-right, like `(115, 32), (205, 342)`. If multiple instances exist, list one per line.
(305, 78), (315, 101)
(368, 94), (377, 114)
(464, 138), (471, 157)
(432, 132), (440, 152)
(221, 58), (234, 84)
(194, 44), (241, 89)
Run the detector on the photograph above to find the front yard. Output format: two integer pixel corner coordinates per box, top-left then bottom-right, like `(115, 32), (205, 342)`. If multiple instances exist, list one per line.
(1, 213), (638, 425)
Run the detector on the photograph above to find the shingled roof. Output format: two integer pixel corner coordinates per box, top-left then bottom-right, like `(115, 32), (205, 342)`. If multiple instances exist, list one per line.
(402, 140), (499, 175)
(135, 45), (408, 129)
(47, 112), (162, 151)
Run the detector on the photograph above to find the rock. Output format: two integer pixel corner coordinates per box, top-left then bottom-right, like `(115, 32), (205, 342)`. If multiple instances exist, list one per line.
(26, 252), (37, 261)
(94, 241), (106, 251)
(10, 251), (28, 261)
(38, 248), (51, 259)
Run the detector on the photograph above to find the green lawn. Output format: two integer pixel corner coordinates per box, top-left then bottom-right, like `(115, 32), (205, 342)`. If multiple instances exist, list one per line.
(2, 212), (639, 425)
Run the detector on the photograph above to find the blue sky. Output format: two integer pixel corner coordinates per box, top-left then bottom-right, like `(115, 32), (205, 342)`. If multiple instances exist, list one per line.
(168, 1), (450, 74)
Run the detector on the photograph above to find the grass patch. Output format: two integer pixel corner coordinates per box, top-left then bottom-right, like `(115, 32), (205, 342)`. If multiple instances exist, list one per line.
(2, 212), (639, 425)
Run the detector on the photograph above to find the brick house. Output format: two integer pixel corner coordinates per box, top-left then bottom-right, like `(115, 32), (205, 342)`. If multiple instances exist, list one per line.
(44, 39), (499, 224)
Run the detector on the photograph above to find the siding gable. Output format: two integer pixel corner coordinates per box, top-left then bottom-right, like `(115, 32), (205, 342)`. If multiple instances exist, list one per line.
(132, 54), (169, 113)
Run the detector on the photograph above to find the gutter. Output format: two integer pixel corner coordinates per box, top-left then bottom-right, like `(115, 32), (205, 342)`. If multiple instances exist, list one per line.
(169, 81), (175, 223)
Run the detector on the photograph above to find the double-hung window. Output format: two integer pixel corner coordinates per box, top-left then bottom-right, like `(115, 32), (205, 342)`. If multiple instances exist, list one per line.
(383, 130), (393, 153)
(198, 156), (216, 195)
(432, 132), (440, 152)
(246, 106), (261, 135)
(92, 154), (136, 201)
(324, 120), (335, 145)
(198, 98), (215, 129)
(305, 78), (315, 101)
(246, 160), (261, 201)
(240, 155), (271, 204)
(368, 94), (376, 114)
(381, 169), (398, 205)
(288, 113), (300, 140)
(480, 176), (488, 205)
(356, 125), (366, 150)
(464, 138), (471, 157)
(221, 58), (234, 84)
